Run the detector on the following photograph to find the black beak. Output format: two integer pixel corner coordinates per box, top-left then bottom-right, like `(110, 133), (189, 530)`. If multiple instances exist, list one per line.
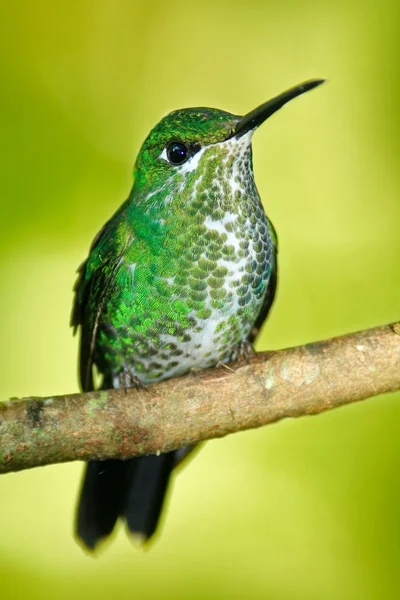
(234, 79), (325, 138)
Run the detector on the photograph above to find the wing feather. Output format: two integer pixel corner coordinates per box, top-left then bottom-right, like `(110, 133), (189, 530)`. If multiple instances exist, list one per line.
(71, 224), (118, 392)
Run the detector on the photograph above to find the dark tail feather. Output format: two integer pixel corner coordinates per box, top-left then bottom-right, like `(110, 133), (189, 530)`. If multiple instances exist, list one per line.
(76, 459), (128, 550)
(123, 452), (175, 541)
(76, 453), (175, 550)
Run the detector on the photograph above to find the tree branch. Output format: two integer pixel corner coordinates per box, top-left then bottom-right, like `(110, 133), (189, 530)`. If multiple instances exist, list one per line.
(1, 323), (399, 474)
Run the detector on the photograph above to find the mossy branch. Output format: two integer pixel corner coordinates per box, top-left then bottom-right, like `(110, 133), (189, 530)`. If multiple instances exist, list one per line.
(1, 323), (399, 474)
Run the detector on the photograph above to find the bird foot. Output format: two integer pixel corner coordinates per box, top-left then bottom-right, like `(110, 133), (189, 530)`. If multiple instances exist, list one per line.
(118, 369), (148, 394)
(230, 340), (256, 364)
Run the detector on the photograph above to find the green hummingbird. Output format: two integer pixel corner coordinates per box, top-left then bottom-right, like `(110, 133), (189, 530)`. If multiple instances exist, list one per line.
(71, 79), (324, 551)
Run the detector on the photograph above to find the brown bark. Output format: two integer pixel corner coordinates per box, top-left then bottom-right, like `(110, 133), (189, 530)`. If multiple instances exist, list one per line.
(0, 323), (399, 474)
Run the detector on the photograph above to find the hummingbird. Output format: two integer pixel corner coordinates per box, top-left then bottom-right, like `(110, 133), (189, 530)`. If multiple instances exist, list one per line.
(71, 79), (324, 551)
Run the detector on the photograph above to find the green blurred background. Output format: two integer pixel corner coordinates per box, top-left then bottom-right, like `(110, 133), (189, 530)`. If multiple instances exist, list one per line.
(1, 1), (400, 598)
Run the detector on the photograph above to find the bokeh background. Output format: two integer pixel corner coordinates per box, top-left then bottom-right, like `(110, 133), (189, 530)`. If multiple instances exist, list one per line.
(1, 1), (400, 598)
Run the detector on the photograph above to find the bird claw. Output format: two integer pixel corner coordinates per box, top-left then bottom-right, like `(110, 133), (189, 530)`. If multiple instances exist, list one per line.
(230, 340), (256, 364)
(118, 369), (148, 394)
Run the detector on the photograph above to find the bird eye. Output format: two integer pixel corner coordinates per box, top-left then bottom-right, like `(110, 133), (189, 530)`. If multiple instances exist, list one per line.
(166, 141), (189, 165)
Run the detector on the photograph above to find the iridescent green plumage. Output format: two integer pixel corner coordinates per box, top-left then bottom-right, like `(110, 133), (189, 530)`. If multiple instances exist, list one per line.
(72, 79), (324, 550)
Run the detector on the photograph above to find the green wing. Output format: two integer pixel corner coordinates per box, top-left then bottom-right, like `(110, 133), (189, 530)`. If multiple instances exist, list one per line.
(71, 223), (120, 392)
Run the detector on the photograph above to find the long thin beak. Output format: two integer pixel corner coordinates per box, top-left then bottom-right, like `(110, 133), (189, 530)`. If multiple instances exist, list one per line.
(234, 79), (325, 138)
